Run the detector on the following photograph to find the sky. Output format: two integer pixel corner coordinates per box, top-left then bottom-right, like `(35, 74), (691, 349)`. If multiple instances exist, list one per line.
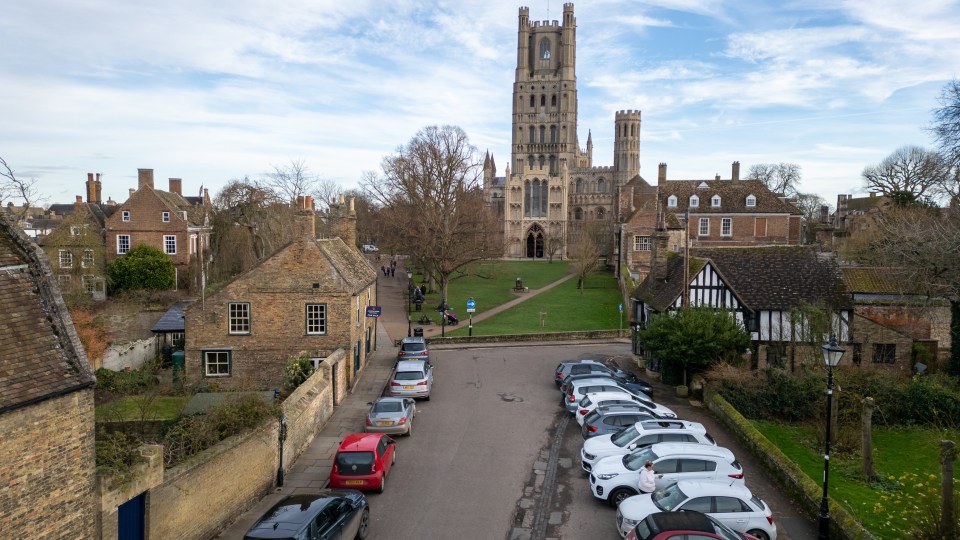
(2, 0), (959, 209)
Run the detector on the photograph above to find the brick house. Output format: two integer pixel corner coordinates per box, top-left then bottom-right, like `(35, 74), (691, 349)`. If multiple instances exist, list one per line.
(632, 245), (852, 370)
(618, 161), (803, 281)
(0, 212), (98, 538)
(104, 168), (212, 290)
(183, 200), (378, 391)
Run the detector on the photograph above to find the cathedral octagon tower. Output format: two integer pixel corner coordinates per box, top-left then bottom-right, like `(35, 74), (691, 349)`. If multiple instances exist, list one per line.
(493, 3), (642, 260)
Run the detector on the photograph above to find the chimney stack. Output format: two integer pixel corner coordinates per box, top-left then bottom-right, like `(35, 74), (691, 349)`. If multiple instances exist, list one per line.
(715, 174), (721, 180)
(75, 195), (83, 204)
(129, 188), (136, 198)
(294, 196), (316, 238)
(168, 178), (182, 196)
(658, 163), (667, 186)
(86, 173), (96, 203)
(651, 233), (671, 281)
(95, 173), (102, 204)
(731, 161), (740, 182)
(137, 168), (154, 190)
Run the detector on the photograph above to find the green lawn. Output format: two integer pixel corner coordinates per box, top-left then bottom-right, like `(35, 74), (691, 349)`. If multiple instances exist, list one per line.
(407, 260), (571, 323)
(96, 396), (188, 421)
(446, 270), (624, 336)
(753, 420), (960, 537)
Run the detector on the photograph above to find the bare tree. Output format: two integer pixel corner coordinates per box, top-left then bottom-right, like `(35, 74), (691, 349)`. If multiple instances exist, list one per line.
(746, 163), (802, 197)
(932, 79), (960, 170)
(862, 146), (951, 205)
(363, 126), (502, 304)
(569, 228), (601, 291)
(793, 192), (828, 243)
(0, 156), (45, 220)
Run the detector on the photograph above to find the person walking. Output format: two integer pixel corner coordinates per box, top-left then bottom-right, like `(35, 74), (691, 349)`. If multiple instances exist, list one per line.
(638, 461), (657, 494)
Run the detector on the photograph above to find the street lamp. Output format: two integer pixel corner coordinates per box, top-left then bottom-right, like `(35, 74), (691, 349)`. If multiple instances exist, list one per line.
(818, 337), (845, 539)
(406, 271), (413, 337)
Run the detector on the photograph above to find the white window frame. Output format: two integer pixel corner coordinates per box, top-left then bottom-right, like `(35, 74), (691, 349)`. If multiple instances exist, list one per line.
(117, 235), (130, 254)
(711, 195), (721, 207)
(228, 302), (251, 335)
(633, 235), (651, 251)
(721, 217), (732, 236)
(82, 275), (96, 293)
(82, 249), (94, 268)
(667, 195), (677, 208)
(203, 350), (231, 377)
(122, 210), (130, 222)
(746, 195), (757, 207)
(70, 225), (81, 236)
(190, 234), (198, 255)
(689, 195), (699, 208)
(164, 235), (177, 255)
(58, 274), (71, 285)
(162, 211), (170, 222)
(306, 304), (327, 335)
(699, 217), (710, 236)
(59, 249), (73, 268)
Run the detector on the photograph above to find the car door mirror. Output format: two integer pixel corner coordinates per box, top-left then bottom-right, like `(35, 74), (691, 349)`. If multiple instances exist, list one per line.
(628, 443), (637, 450)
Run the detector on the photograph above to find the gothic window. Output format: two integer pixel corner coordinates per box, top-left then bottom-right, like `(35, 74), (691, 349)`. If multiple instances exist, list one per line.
(631, 124), (636, 136)
(529, 95), (534, 108)
(551, 95), (557, 107)
(549, 155), (556, 174)
(541, 94), (546, 106)
(597, 207), (605, 220)
(550, 125), (557, 143)
(574, 207), (583, 220)
(528, 126), (534, 144)
(598, 179), (606, 193)
(576, 179), (583, 193)
(539, 125), (545, 143)
(528, 156), (534, 170)
(525, 179), (548, 218)
(524, 180), (531, 217)
(539, 38), (551, 60)
(538, 155), (545, 169)
(668, 195), (678, 208)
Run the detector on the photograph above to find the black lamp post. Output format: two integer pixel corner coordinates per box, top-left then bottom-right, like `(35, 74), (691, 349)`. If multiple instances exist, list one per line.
(818, 337), (845, 539)
(277, 413), (288, 487)
(406, 271), (413, 337)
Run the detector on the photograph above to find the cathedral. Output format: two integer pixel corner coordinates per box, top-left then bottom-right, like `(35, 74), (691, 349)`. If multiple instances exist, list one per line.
(483, 3), (641, 259)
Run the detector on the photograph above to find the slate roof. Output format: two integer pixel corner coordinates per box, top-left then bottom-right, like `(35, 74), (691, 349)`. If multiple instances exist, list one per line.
(693, 246), (852, 311)
(660, 179), (800, 215)
(151, 300), (194, 333)
(0, 213), (95, 413)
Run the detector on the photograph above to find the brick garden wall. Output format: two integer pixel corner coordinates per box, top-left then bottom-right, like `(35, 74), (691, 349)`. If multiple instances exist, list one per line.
(0, 390), (97, 539)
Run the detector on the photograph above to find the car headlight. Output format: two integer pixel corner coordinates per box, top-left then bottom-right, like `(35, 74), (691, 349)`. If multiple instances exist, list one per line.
(596, 472), (619, 480)
(583, 452), (595, 460)
(622, 517), (639, 529)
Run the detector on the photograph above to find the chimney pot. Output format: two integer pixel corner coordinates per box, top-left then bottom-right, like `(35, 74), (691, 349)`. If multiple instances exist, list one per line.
(87, 173), (94, 182)
(76, 195), (83, 204)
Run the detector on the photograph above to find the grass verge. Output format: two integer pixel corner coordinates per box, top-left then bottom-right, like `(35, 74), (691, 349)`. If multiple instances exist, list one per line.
(96, 396), (188, 421)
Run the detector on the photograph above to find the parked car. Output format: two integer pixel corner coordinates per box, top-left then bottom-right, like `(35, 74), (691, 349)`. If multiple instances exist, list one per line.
(362, 244), (378, 252)
(617, 480), (776, 540)
(243, 490), (370, 540)
(576, 391), (650, 426)
(589, 443), (743, 506)
(623, 510), (758, 540)
(387, 360), (434, 400)
(560, 372), (653, 399)
(397, 336), (429, 361)
(555, 360), (654, 396)
(563, 378), (675, 418)
(364, 397), (416, 436)
(581, 420), (715, 472)
(328, 433), (396, 493)
(581, 405), (657, 439)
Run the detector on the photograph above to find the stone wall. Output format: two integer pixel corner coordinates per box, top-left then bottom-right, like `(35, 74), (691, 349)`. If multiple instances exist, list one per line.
(0, 390), (97, 539)
(98, 445), (164, 540)
(102, 336), (157, 371)
(142, 349), (343, 540)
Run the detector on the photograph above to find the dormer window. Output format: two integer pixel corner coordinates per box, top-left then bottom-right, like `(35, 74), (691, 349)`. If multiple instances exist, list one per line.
(689, 195), (699, 208)
(711, 195), (721, 207)
(667, 195), (677, 208)
(746, 195), (757, 207)
(162, 212), (170, 222)
(122, 211), (130, 222)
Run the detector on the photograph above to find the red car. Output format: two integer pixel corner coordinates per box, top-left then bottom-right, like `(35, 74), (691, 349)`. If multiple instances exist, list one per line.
(328, 433), (396, 493)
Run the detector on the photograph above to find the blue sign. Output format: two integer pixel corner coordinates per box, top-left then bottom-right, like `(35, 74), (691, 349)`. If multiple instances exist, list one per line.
(466, 299), (476, 309)
(618, 303), (623, 313)
(365, 306), (382, 318)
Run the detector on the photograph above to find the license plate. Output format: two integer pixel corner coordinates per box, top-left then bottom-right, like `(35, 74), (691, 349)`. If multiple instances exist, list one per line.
(376, 421), (392, 426)
(344, 480), (364, 485)
(403, 385), (415, 390)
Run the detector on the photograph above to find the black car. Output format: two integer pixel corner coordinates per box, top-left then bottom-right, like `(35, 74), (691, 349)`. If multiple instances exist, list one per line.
(624, 510), (753, 540)
(244, 490), (369, 540)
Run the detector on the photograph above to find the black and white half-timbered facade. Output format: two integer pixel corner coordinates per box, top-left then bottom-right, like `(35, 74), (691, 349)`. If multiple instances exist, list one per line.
(632, 245), (853, 368)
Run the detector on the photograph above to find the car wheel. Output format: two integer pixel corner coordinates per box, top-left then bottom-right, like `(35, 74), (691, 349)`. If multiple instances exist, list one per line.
(608, 488), (636, 507)
(355, 508), (370, 539)
(747, 530), (769, 540)
(377, 473), (386, 494)
(424, 394), (430, 401)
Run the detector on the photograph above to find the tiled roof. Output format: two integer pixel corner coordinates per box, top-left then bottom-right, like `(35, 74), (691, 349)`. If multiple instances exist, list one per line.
(632, 255), (706, 311)
(660, 179), (800, 215)
(316, 238), (379, 292)
(0, 214), (95, 412)
(843, 195), (888, 212)
(694, 246), (851, 311)
(841, 267), (911, 294)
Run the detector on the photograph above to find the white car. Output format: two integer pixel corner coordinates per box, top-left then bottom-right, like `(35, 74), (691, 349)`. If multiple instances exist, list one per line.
(589, 443), (743, 506)
(575, 391), (655, 426)
(581, 420), (716, 472)
(616, 480), (777, 540)
(564, 379), (676, 418)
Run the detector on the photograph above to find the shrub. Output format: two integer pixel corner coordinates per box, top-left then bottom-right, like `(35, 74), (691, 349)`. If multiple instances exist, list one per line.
(95, 428), (145, 485)
(282, 356), (314, 393)
(108, 244), (175, 292)
(95, 364), (159, 395)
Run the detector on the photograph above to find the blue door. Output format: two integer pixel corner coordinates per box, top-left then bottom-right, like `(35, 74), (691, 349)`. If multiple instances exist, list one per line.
(118, 492), (146, 540)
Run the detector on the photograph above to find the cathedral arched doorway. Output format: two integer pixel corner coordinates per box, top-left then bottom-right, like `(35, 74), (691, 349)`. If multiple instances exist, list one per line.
(525, 224), (545, 258)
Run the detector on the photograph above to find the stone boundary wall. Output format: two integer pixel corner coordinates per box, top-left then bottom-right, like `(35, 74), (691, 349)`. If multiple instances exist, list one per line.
(102, 337), (157, 372)
(143, 349), (346, 540)
(704, 386), (875, 540)
(403, 329), (627, 347)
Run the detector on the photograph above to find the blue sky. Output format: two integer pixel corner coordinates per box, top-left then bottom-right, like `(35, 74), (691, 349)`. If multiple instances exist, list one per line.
(2, 0), (958, 208)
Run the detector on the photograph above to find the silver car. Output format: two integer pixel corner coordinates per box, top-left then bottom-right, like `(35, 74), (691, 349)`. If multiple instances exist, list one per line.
(364, 397), (417, 436)
(387, 360), (434, 400)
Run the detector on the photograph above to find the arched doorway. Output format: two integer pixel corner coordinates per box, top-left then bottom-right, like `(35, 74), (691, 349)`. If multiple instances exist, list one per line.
(526, 224), (545, 258)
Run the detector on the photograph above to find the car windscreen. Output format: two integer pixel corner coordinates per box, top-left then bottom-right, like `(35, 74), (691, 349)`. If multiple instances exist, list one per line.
(652, 482), (688, 511)
(335, 451), (375, 475)
(623, 447), (657, 471)
(372, 401), (403, 413)
(393, 370), (425, 381)
(578, 395), (592, 407)
(611, 425), (638, 447)
(583, 410), (601, 424)
(401, 343), (426, 352)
